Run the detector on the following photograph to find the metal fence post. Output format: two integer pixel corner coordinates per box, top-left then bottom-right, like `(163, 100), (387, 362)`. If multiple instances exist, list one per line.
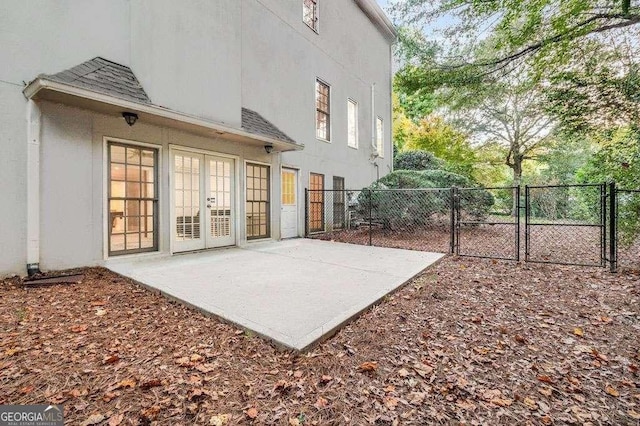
(524, 185), (530, 262)
(609, 181), (617, 272)
(449, 187), (456, 254)
(304, 188), (309, 238)
(515, 186), (521, 262)
(368, 189), (373, 246)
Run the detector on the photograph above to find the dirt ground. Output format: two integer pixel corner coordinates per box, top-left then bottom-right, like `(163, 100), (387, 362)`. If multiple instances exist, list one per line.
(312, 225), (639, 270)
(1, 258), (639, 425)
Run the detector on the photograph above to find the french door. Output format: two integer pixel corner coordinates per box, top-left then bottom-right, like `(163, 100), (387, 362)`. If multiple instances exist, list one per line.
(172, 150), (235, 252)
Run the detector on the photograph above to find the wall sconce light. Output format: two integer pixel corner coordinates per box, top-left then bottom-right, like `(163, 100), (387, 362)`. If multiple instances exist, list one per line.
(122, 112), (138, 126)
(264, 143), (274, 154)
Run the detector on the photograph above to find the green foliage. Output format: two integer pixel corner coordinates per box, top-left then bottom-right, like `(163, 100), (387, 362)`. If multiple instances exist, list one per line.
(577, 127), (640, 242)
(394, 150), (444, 171)
(357, 170), (494, 229)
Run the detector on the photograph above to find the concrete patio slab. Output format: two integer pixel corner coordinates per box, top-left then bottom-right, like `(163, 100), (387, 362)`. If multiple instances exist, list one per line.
(106, 239), (444, 350)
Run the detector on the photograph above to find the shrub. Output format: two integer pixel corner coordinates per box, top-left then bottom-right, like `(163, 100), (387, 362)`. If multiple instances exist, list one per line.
(394, 150), (444, 171)
(357, 170), (494, 229)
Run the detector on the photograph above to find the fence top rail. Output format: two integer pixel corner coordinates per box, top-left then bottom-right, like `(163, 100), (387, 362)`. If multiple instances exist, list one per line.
(457, 186), (517, 191)
(306, 188), (452, 192)
(526, 183), (605, 189)
(617, 188), (640, 193)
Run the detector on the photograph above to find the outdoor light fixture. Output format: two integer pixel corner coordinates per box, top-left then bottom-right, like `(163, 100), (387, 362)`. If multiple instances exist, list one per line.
(264, 143), (274, 154)
(122, 112), (138, 126)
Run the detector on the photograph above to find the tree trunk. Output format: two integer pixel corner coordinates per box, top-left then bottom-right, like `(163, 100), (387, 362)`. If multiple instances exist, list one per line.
(510, 156), (523, 216)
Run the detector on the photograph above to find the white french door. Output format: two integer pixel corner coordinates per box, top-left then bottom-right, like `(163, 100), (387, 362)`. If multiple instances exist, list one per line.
(172, 150), (235, 252)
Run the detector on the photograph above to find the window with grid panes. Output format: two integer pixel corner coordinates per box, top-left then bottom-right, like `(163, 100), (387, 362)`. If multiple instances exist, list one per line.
(303, 0), (318, 31)
(316, 79), (330, 141)
(246, 163), (270, 239)
(108, 143), (158, 255)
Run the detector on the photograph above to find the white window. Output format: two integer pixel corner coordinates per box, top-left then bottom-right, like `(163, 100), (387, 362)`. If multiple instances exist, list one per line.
(347, 99), (358, 148)
(303, 0), (318, 32)
(376, 116), (384, 157)
(316, 79), (330, 141)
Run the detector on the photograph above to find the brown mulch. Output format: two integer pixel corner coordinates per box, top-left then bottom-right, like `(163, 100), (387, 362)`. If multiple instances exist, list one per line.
(1, 259), (639, 425)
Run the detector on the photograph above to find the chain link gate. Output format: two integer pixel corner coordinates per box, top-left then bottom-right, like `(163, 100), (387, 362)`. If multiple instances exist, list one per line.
(524, 184), (606, 267)
(454, 187), (520, 261)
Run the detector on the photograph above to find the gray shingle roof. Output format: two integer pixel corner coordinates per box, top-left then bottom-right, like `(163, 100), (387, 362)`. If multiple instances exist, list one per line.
(39, 58), (298, 146)
(241, 108), (297, 145)
(42, 57), (151, 104)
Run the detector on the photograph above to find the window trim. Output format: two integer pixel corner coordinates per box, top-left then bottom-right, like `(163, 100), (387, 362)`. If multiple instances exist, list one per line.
(376, 116), (384, 158)
(315, 78), (331, 142)
(106, 140), (160, 257)
(347, 98), (358, 149)
(303, 0), (319, 33)
(245, 161), (272, 241)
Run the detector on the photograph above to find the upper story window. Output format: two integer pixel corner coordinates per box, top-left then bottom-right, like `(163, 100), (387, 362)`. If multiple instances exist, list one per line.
(303, 0), (318, 32)
(347, 99), (358, 149)
(376, 116), (384, 157)
(316, 79), (330, 141)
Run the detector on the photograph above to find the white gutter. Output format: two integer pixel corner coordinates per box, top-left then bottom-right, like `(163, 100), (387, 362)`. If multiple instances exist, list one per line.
(354, 0), (398, 42)
(26, 99), (41, 275)
(23, 78), (304, 151)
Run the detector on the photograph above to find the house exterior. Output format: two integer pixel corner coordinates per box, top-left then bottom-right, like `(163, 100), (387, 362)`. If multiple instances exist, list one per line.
(0, 0), (396, 276)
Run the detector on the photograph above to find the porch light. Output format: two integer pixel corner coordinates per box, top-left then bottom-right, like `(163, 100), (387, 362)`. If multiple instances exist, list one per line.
(264, 143), (274, 154)
(122, 112), (138, 126)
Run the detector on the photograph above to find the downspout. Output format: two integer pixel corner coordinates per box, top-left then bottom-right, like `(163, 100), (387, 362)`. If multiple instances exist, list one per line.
(26, 100), (41, 276)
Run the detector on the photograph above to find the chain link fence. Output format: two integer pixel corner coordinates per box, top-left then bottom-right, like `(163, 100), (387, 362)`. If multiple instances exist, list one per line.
(305, 183), (639, 272)
(525, 184), (605, 267)
(306, 188), (453, 253)
(615, 189), (640, 272)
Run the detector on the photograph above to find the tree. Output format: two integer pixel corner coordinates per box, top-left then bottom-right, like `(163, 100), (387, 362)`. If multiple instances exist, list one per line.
(390, 0), (640, 133)
(389, 0), (640, 80)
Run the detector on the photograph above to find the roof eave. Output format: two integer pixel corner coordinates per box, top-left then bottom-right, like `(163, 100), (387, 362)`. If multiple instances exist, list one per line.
(23, 78), (304, 152)
(354, 0), (397, 42)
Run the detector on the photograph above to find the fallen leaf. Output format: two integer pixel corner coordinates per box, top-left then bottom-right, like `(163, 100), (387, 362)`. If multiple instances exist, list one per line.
(108, 414), (124, 426)
(70, 325), (88, 333)
(605, 385), (620, 397)
(116, 378), (136, 389)
(95, 308), (107, 316)
(599, 316), (613, 323)
(245, 407), (258, 419)
(103, 354), (120, 364)
(19, 385), (34, 394)
(538, 387), (553, 397)
(358, 361), (378, 372)
(384, 396), (398, 410)
(90, 300), (107, 306)
(293, 370), (303, 379)
(629, 410), (640, 420)
(398, 368), (410, 378)
(537, 375), (555, 384)
(573, 327), (584, 337)
(320, 375), (332, 384)
(288, 418), (300, 426)
(490, 398), (513, 407)
(314, 396), (328, 409)
(514, 334), (526, 344)
(408, 392), (426, 405)
(190, 354), (204, 362)
(140, 379), (162, 389)
(541, 415), (553, 425)
(141, 406), (160, 420)
(210, 414), (230, 425)
(523, 397), (537, 410)
(82, 413), (105, 426)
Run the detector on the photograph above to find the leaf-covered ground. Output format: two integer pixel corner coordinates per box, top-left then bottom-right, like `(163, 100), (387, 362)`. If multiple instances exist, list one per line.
(1, 258), (639, 425)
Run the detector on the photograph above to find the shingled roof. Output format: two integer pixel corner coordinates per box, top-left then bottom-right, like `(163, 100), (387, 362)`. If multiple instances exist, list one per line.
(41, 57), (151, 105)
(34, 57), (299, 148)
(241, 108), (296, 144)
